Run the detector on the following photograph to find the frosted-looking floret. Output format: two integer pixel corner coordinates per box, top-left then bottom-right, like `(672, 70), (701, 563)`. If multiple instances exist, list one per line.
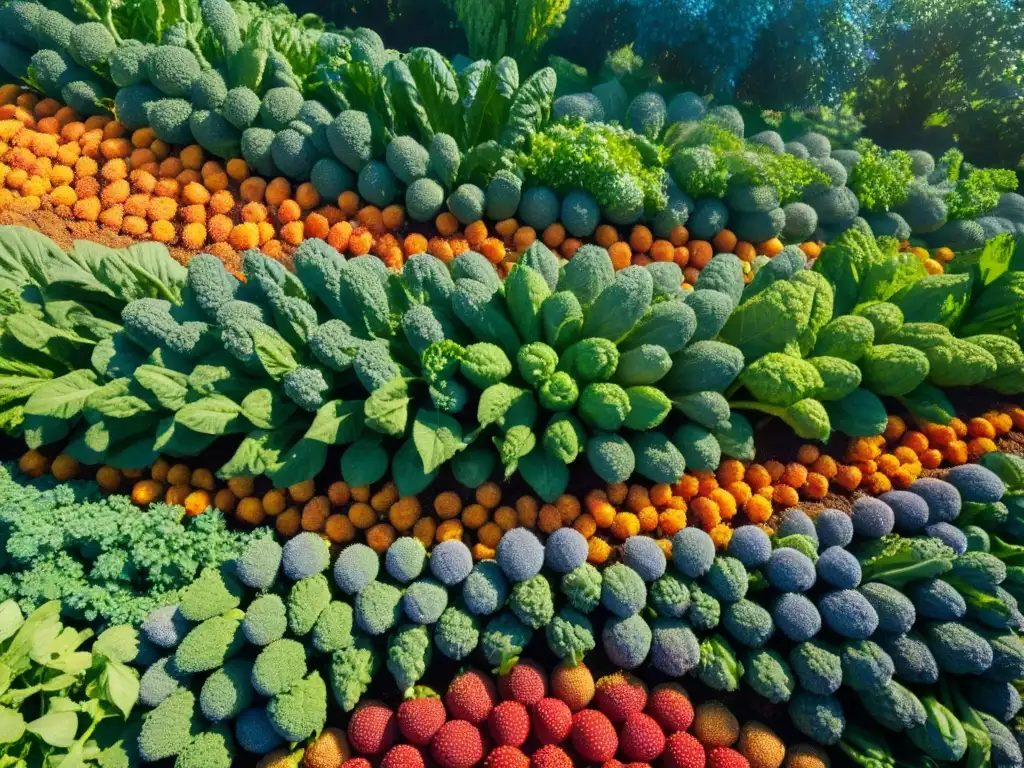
(545, 528), (589, 574)
(386, 537), (427, 584)
(650, 619), (700, 676)
(925, 522), (968, 555)
(816, 547), (861, 589)
(333, 543), (379, 595)
(282, 532), (330, 581)
(727, 526), (772, 568)
(622, 536), (667, 582)
(403, 578), (449, 624)
(818, 590), (879, 639)
(765, 549), (816, 592)
(602, 614), (652, 670)
(235, 537), (282, 590)
(463, 561), (509, 615)
(772, 594), (821, 642)
(143, 605), (190, 649)
(431, 540), (473, 585)
(946, 464), (1006, 503)
(910, 477), (962, 524)
(851, 497), (895, 538)
(777, 509), (818, 544)
(815, 509), (853, 550)
(601, 563), (648, 617)
(671, 528), (715, 578)
(879, 491), (930, 532)
(496, 528), (546, 582)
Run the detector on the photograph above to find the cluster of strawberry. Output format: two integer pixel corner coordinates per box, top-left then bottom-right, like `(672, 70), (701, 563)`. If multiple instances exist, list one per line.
(335, 662), (804, 768)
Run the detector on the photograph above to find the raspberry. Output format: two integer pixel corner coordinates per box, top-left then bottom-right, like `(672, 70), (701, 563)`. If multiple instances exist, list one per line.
(530, 745), (573, 768)
(645, 683), (694, 733)
(664, 732), (705, 768)
(570, 709), (618, 763)
(531, 697), (573, 745)
(488, 701), (530, 747)
(498, 659), (548, 705)
(485, 746), (530, 768)
(341, 760), (372, 768)
(431, 721), (485, 768)
(347, 700), (398, 756)
(594, 672), (648, 724)
(446, 669), (497, 724)
(397, 696), (447, 746)
(707, 747), (751, 768)
(381, 745), (425, 768)
(619, 712), (666, 762)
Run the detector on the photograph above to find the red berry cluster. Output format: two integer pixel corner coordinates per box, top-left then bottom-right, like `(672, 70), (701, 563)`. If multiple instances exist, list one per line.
(338, 664), (753, 768)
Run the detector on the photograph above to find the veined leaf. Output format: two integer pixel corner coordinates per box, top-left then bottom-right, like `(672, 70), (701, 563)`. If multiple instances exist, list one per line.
(93, 241), (187, 304)
(518, 447), (568, 503)
(406, 47), (461, 141)
(24, 370), (98, 420)
(84, 379), (156, 423)
(217, 427), (301, 479)
(385, 58), (433, 142)
(365, 378), (412, 437)
(134, 365), (189, 411)
(241, 388), (297, 431)
(267, 437), (327, 487)
(0, 376), (47, 409)
(494, 424), (535, 479)
(412, 408), (463, 474)
(305, 400), (364, 445)
(153, 417), (218, 457)
(393, 438), (437, 497)
(499, 66), (556, 150)
(250, 325), (299, 380)
(175, 395), (246, 436)
(461, 60), (508, 147)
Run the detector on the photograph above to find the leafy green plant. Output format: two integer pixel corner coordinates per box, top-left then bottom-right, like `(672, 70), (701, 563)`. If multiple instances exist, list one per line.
(519, 119), (668, 212)
(0, 600), (141, 768)
(847, 139), (914, 213)
(443, 0), (570, 70)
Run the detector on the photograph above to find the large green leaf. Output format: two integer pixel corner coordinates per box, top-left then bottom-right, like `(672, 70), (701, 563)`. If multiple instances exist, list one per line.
(385, 58), (433, 143)
(217, 428), (301, 479)
(134, 365), (189, 411)
(393, 438), (437, 497)
(24, 370), (99, 420)
(175, 395), (247, 435)
(240, 389), (296, 431)
(518, 447), (568, 503)
(92, 241), (187, 304)
(412, 408), (463, 474)
(364, 378), (412, 437)
(305, 400), (364, 445)
(461, 60), (508, 147)
(405, 48), (461, 142)
(499, 67), (556, 150)
(267, 437), (328, 487)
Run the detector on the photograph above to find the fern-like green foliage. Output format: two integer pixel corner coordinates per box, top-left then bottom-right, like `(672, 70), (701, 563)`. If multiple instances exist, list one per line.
(848, 139), (914, 213)
(445, 0), (570, 69)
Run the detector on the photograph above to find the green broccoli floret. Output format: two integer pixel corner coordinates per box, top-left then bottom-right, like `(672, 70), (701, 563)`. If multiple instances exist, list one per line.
(841, 639), (895, 692)
(258, 87), (303, 131)
(189, 110), (240, 160)
(789, 693), (846, 745)
(434, 603), (480, 660)
(862, 680), (926, 732)
(809, 356), (862, 401)
(175, 725), (235, 768)
(30, 49), (76, 100)
(138, 689), (200, 761)
(358, 160), (400, 207)
(487, 170), (524, 221)
(453, 279), (521, 359)
(461, 343), (512, 389)
(239, 127), (278, 177)
(481, 611), (533, 669)
(386, 136), (429, 185)
(387, 623), (432, 695)
(221, 87), (261, 132)
(545, 607), (595, 665)
(740, 353), (824, 407)
(859, 344), (930, 396)
(190, 69), (228, 111)
(69, 22), (116, 68)
(270, 127), (316, 180)
(562, 563), (602, 613)
(557, 245), (615, 308)
(252, 638), (307, 696)
(34, 8), (74, 50)
(173, 614), (245, 674)
(579, 383), (631, 431)
(329, 635), (379, 711)
(62, 79), (109, 117)
(327, 110), (374, 173)
(267, 671), (327, 742)
(147, 45), (201, 97)
(582, 266), (654, 342)
(355, 581), (402, 636)
(509, 574), (554, 629)
(146, 98), (194, 144)
(695, 635), (744, 692)
(662, 340), (745, 395)
(745, 648), (796, 703)
(789, 640), (843, 695)
(586, 433), (635, 484)
(632, 432), (686, 484)
(200, 658), (253, 722)
(178, 565), (242, 622)
(429, 133), (461, 190)
(406, 178), (446, 223)
(448, 183), (486, 225)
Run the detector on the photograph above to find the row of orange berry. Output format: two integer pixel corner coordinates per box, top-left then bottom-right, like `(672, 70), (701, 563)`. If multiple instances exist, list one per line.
(15, 404), (1018, 569)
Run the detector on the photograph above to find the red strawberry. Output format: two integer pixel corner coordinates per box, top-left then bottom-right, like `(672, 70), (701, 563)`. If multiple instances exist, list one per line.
(488, 701), (530, 747)
(498, 660), (547, 705)
(530, 744), (573, 768)
(594, 672), (648, 724)
(446, 669), (498, 724)
(619, 712), (666, 762)
(707, 747), (751, 768)
(381, 745), (425, 768)
(347, 700), (398, 756)
(645, 683), (693, 734)
(624, 764), (652, 768)
(485, 745), (530, 768)
(531, 697), (573, 745)
(397, 696), (447, 746)
(602, 761), (625, 768)
(341, 760), (372, 768)
(570, 709), (618, 763)
(663, 732), (705, 768)
(431, 720), (485, 768)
